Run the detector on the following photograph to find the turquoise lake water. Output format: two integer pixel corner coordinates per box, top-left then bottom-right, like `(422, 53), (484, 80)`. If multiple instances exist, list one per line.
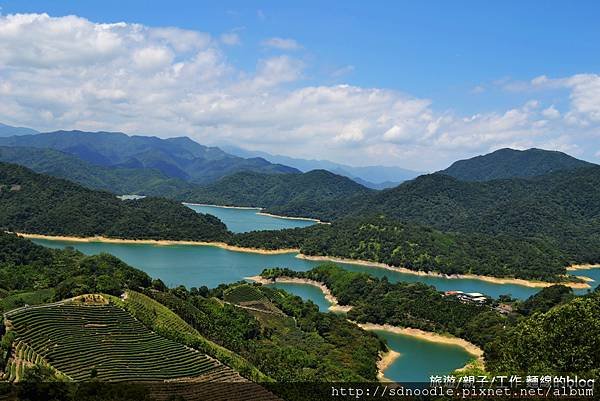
(32, 238), (559, 300)
(373, 330), (473, 382)
(267, 282), (332, 312)
(185, 204), (316, 233)
(31, 206), (600, 382)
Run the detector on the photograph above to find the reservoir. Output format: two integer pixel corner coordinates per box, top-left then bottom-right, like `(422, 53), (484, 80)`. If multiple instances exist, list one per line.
(184, 203), (316, 233)
(32, 239), (551, 300)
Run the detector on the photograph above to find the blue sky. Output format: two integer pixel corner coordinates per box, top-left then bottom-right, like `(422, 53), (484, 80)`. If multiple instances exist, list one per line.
(0, 1), (599, 169)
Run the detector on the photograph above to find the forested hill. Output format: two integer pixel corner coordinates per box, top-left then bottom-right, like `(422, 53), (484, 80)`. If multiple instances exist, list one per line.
(231, 215), (569, 281)
(0, 146), (195, 196)
(327, 166), (600, 266)
(0, 162), (230, 241)
(0, 130), (298, 184)
(439, 148), (595, 181)
(181, 169), (374, 220)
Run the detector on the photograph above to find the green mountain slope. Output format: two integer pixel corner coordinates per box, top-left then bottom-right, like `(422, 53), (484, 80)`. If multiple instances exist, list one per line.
(342, 167), (600, 264)
(439, 148), (594, 181)
(183, 169), (374, 219)
(0, 162), (229, 241)
(232, 215), (570, 281)
(0, 146), (194, 196)
(0, 130), (299, 184)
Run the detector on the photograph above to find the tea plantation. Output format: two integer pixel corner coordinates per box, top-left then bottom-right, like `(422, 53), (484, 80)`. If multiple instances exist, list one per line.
(6, 302), (236, 382)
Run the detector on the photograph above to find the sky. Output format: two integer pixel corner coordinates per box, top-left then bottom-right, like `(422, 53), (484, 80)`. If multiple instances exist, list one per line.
(0, 1), (599, 170)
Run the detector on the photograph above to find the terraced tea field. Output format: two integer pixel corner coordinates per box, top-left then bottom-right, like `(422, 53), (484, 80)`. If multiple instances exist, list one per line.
(5, 302), (240, 382)
(224, 285), (295, 330)
(224, 284), (268, 303)
(224, 284), (283, 314)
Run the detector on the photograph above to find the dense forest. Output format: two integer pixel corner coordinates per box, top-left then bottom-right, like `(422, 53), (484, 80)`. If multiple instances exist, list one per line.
(486, 291), (600, 378)
(342, 167), (600, 266)
(438, 147), (594, 181)
(0, 163), (229, 241)
(232, 216), (573, 281)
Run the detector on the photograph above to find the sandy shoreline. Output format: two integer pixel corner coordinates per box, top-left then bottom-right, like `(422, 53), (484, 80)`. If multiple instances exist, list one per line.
(16, 233), (300, 255)
(296, 254), (592, 289)
(376, 350), (401, 382)
(255, 212), (327, 224)
(567, 263), (600, 271)
(246, 275), (353, 313)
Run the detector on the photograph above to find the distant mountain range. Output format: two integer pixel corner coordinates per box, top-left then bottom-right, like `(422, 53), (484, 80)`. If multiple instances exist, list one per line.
(0, 146), (194, 196)
(0, 130), (298, 184)
(221, 145), (422, 189)
(0, 123), (421, 189)
(0, 123), (39, 137)
(438, 148), (594, 181)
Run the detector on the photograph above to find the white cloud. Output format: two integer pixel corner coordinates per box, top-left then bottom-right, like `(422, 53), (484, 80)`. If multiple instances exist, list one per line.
(531, 74), (600, 124)
(220, 32), (240, 46)
(244, 55), (304, 89)
(261, 37), (301, 50)
(541, 105), (560, 119)
(133, 46), (174, 70)
(0, 13), (598, 170)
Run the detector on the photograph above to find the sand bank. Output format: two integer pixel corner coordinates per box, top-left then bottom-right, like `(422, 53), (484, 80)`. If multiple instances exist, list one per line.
(377, 350), (401, 382)
(296, 254), (591, 289)
(255, 212), (327, 224)
(567, 263), (600, 271)
(16, 233), (299, 255)
(246, 275), (353, 313)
